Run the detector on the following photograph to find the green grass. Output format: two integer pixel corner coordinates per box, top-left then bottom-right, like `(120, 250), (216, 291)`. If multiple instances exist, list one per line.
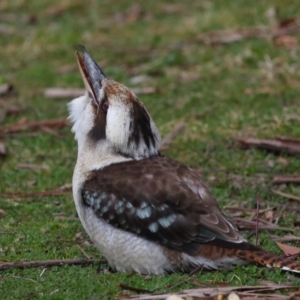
(1, 0), (300, 299)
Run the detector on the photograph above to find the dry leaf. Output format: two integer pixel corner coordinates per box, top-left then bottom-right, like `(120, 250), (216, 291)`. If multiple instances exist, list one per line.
(276, 242), (300, 256)
(0, 140), (6, 157)
(277, 157), (289, 166)
(278, 18), (297, 29)
(274, 35), (298, 50)
(41, 3), (78, 17)
(165, 295), (184, 300)
(0, 83), (13, 96)
(227, 292), (240, 300)
(0, 208), (7, 216)
(265, 210), (274, 221)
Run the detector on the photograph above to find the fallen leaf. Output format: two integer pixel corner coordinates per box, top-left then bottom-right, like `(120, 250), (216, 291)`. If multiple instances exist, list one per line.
(165, 295), (184, 300)
(277, 157), (289, 166)
(0, 208), (7, 216)
(195, 18), (300, 46)
(0, 140), (6, 157)
(278, 18), (298, 29)
(26, 180), (36, 187)
(274, 35), (298, 50)
(276, 242), (300, 256)
(227, 291), (240, 300)
(0, 83), (13, 96)
(265, 210), (274, 222)
(17, 117), (27, 125)
(0, 24), (16, 35)
(41, 3), (79, 17)
(114, 4), (147, 25)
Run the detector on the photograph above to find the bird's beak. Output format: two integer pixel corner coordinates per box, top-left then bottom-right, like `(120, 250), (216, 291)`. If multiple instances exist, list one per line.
(76, 45), (107, 104)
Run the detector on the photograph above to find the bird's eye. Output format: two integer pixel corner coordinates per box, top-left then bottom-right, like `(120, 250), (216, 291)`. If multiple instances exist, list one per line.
(101, 100), (109, 112)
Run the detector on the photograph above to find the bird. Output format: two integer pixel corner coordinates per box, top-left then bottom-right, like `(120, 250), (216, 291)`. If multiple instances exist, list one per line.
(68, 45), (300, 275)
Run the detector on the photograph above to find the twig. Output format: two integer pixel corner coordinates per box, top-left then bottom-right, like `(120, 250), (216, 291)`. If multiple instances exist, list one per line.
(236, 136), (300, 155)
(0, 119), (67, 136)
(160, 121), (186, 149)
(195, 20), (300, 45)
(125, 285), (299, 300)
(118, 283), (152, 294)
(76, 244), (91, 259)
(233, 217), (294, 232)
(272, 189), (300, 202)
(0, 140), (6, 157)
(255, 192), (260, 246)
(44, 87), (156, 99)
(44, 88), (86, 99)
(11, 275), (37, 283)
(0, 258), (102, 270)
(1, 189), (70, 198)
(272, 175), (300, 185)
(164, 280), (187, 292)
(189, 264), (204, 277)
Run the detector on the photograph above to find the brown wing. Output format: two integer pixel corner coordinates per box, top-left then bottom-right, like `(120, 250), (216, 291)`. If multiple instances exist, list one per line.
(82, 155), (246, 255)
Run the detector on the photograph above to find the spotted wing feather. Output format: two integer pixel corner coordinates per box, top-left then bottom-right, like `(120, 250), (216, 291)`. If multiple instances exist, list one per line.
(82, 156), (246, 255)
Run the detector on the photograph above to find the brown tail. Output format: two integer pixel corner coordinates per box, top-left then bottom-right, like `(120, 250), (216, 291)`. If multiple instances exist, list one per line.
(233, 249), (300, 273)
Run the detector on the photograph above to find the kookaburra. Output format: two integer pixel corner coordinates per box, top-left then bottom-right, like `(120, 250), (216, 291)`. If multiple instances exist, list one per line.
(68, 46), (300, 275)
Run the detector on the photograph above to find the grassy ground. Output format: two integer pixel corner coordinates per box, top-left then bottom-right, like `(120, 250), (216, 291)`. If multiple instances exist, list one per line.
(1, 0), (300, 299)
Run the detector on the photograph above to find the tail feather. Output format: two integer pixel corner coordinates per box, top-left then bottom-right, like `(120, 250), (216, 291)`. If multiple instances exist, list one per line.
(233, 249), (300, 273)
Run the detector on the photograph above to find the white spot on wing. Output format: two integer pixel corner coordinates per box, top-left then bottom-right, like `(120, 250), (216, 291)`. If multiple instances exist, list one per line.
(149, 222), (159, 233)
(126, 202), (133, 209)
(136, 206), (152, 219)
(140, 201), (147, 209)
(101, 206), (108, 214)
(158, 214), (176, 228)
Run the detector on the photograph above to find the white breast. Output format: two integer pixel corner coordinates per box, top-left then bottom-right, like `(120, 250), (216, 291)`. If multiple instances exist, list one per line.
(72, 148), (173, 274)
(82, 206), (173, 274)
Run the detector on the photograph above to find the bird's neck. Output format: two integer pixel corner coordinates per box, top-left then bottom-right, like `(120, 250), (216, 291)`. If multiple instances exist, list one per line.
(76, 139), (131, 173)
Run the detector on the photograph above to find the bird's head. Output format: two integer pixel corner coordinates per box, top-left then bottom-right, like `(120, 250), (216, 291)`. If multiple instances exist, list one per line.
(68, 46), (161, 159)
